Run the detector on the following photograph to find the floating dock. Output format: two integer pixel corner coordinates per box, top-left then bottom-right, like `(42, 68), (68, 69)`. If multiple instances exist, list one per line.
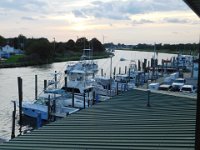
(0, 89), (196, 149)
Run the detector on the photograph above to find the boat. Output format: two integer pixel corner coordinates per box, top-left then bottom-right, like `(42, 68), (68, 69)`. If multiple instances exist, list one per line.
(22, 89), (80, 121)
(63, 49), (98, 101)
(94, 76), (116, 97)
(65, 49), (98, 75)
(114, 74), (135, 91)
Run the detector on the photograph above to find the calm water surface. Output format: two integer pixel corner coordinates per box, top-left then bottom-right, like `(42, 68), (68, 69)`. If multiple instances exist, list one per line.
(0, 50), (176, 140)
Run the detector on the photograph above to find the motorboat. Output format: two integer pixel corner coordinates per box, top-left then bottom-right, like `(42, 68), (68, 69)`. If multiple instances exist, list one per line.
(63, 49), (98, 100)
(22, 90), (80, 121)
(94, 76), (116, 97)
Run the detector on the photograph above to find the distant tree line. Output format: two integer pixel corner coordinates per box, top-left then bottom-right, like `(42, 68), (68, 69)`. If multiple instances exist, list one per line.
(134, 43), (199, 51)
(104, 42), (199, 54)
(0, 35), (105, 62)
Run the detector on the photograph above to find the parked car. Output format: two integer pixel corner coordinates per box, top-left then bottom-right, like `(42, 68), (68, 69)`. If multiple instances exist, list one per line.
(180, 85), (196, 93)
(159, 84), (172, 91)
(148, 83), (159, 91)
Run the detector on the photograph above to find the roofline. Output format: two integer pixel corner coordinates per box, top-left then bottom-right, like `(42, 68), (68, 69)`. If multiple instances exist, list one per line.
(183, 0), (200, 18)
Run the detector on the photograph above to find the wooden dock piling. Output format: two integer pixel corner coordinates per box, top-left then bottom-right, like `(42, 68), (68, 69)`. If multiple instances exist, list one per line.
(17, 77), (23, 135)
(44, 80), (47, 91)
(84, 92), (86, 109)
(35, 75), (38, 100)
(11, 101), (16, 139)
(72, 89), (74, 107)
(65, 77), (67, 87)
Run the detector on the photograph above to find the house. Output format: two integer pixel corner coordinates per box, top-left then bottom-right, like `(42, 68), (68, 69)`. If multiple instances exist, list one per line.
(0, 45), (24, 58)
(2, 45), (15, 54)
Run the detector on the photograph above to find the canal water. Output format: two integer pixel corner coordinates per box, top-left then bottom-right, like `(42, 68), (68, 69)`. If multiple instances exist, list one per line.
(0, 50), (176, 141)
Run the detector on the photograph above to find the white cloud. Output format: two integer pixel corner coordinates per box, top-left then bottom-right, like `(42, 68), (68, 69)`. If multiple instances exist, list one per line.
(0, 0), (47, 12)
(0, 0), (199, 44)
(72, 0), (189, 20)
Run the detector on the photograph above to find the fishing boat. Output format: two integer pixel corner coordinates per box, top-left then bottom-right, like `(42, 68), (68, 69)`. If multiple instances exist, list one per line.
(63, 49), (98, 101)
(22, 88), (80, 121)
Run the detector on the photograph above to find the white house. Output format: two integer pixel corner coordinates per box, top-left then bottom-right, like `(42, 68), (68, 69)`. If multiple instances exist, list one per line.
(2, 45), (15, 53)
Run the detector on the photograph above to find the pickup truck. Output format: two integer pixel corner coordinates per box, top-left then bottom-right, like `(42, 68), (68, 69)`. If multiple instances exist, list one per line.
(170, 78), (185, 92)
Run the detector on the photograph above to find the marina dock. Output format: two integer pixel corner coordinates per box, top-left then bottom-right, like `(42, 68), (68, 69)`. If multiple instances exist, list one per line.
(0, 89), (196, 149)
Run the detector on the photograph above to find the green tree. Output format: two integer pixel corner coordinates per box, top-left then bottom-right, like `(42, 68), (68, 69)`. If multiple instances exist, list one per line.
(26, 38), (53, 60)
(75, 37), (89, 50)
(0, 35), (6, 46)
(56, 42), (66, 54)
(66, 39), (75, 51)
(90, 38), (105, 52)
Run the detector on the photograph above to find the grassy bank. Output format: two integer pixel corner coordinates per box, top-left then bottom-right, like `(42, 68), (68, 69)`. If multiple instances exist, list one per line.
(54, 51), (111, 62)
(0, 51), (111, 68)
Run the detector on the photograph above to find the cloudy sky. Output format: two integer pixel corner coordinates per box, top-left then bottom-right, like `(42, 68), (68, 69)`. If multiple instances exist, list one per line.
(0, 0), (199, 44)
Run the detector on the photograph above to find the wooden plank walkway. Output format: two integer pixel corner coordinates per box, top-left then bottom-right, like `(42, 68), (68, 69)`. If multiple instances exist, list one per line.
(0, 89), (196, 150)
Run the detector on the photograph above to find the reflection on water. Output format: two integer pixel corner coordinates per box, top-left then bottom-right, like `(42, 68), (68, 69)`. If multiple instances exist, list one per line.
(0, 50), (176, 140)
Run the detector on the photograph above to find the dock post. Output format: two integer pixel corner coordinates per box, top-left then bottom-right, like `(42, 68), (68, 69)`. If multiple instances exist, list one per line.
(88, 91), (90, 107)
(144, 59), (147, 72)
(162, 59), (164, 76)
(116, 82), (119, 95)
(113, 67), (116, 80)
(101, 69), (103, 76)
(35, 75), (38, 100)
(138, 60), (141, 71)
(84, 92), (86, 109)
(44, 80), (47, 91)
(128, 68), (131, 82)
(53, 100), (56, 121)
(11, 101), (16, 139)
(72, 88), (74, 107)
(54, 71), (57, 89)
(65, 76), (67, 88)
(119, 67), (121, 74)
(93, 91), (95, 105)
(125, 66), (127, 74)
(147, 89), (151, 107)
(17, 77), (23, 135)
(47, 95), (51, 121)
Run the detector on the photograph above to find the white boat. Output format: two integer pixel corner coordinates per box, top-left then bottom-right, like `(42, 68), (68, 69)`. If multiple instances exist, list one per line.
(94, 76), (116, 97)
(63, 49), (98, 100)
(22, 90), (80, 120)
(65, 49), (98, 75)
(114, 74), (135, 91)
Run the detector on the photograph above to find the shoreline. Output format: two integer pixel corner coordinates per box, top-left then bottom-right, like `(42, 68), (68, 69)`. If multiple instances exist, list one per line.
(116, 48), (194, 55)
(0, 52), (111, 69)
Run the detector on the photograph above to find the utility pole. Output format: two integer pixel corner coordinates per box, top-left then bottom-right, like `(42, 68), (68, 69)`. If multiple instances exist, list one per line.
(53, 37), (55, 56)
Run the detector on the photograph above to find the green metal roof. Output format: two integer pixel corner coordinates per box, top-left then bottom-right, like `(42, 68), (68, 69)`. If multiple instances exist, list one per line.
(0, 89), (196, 149)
